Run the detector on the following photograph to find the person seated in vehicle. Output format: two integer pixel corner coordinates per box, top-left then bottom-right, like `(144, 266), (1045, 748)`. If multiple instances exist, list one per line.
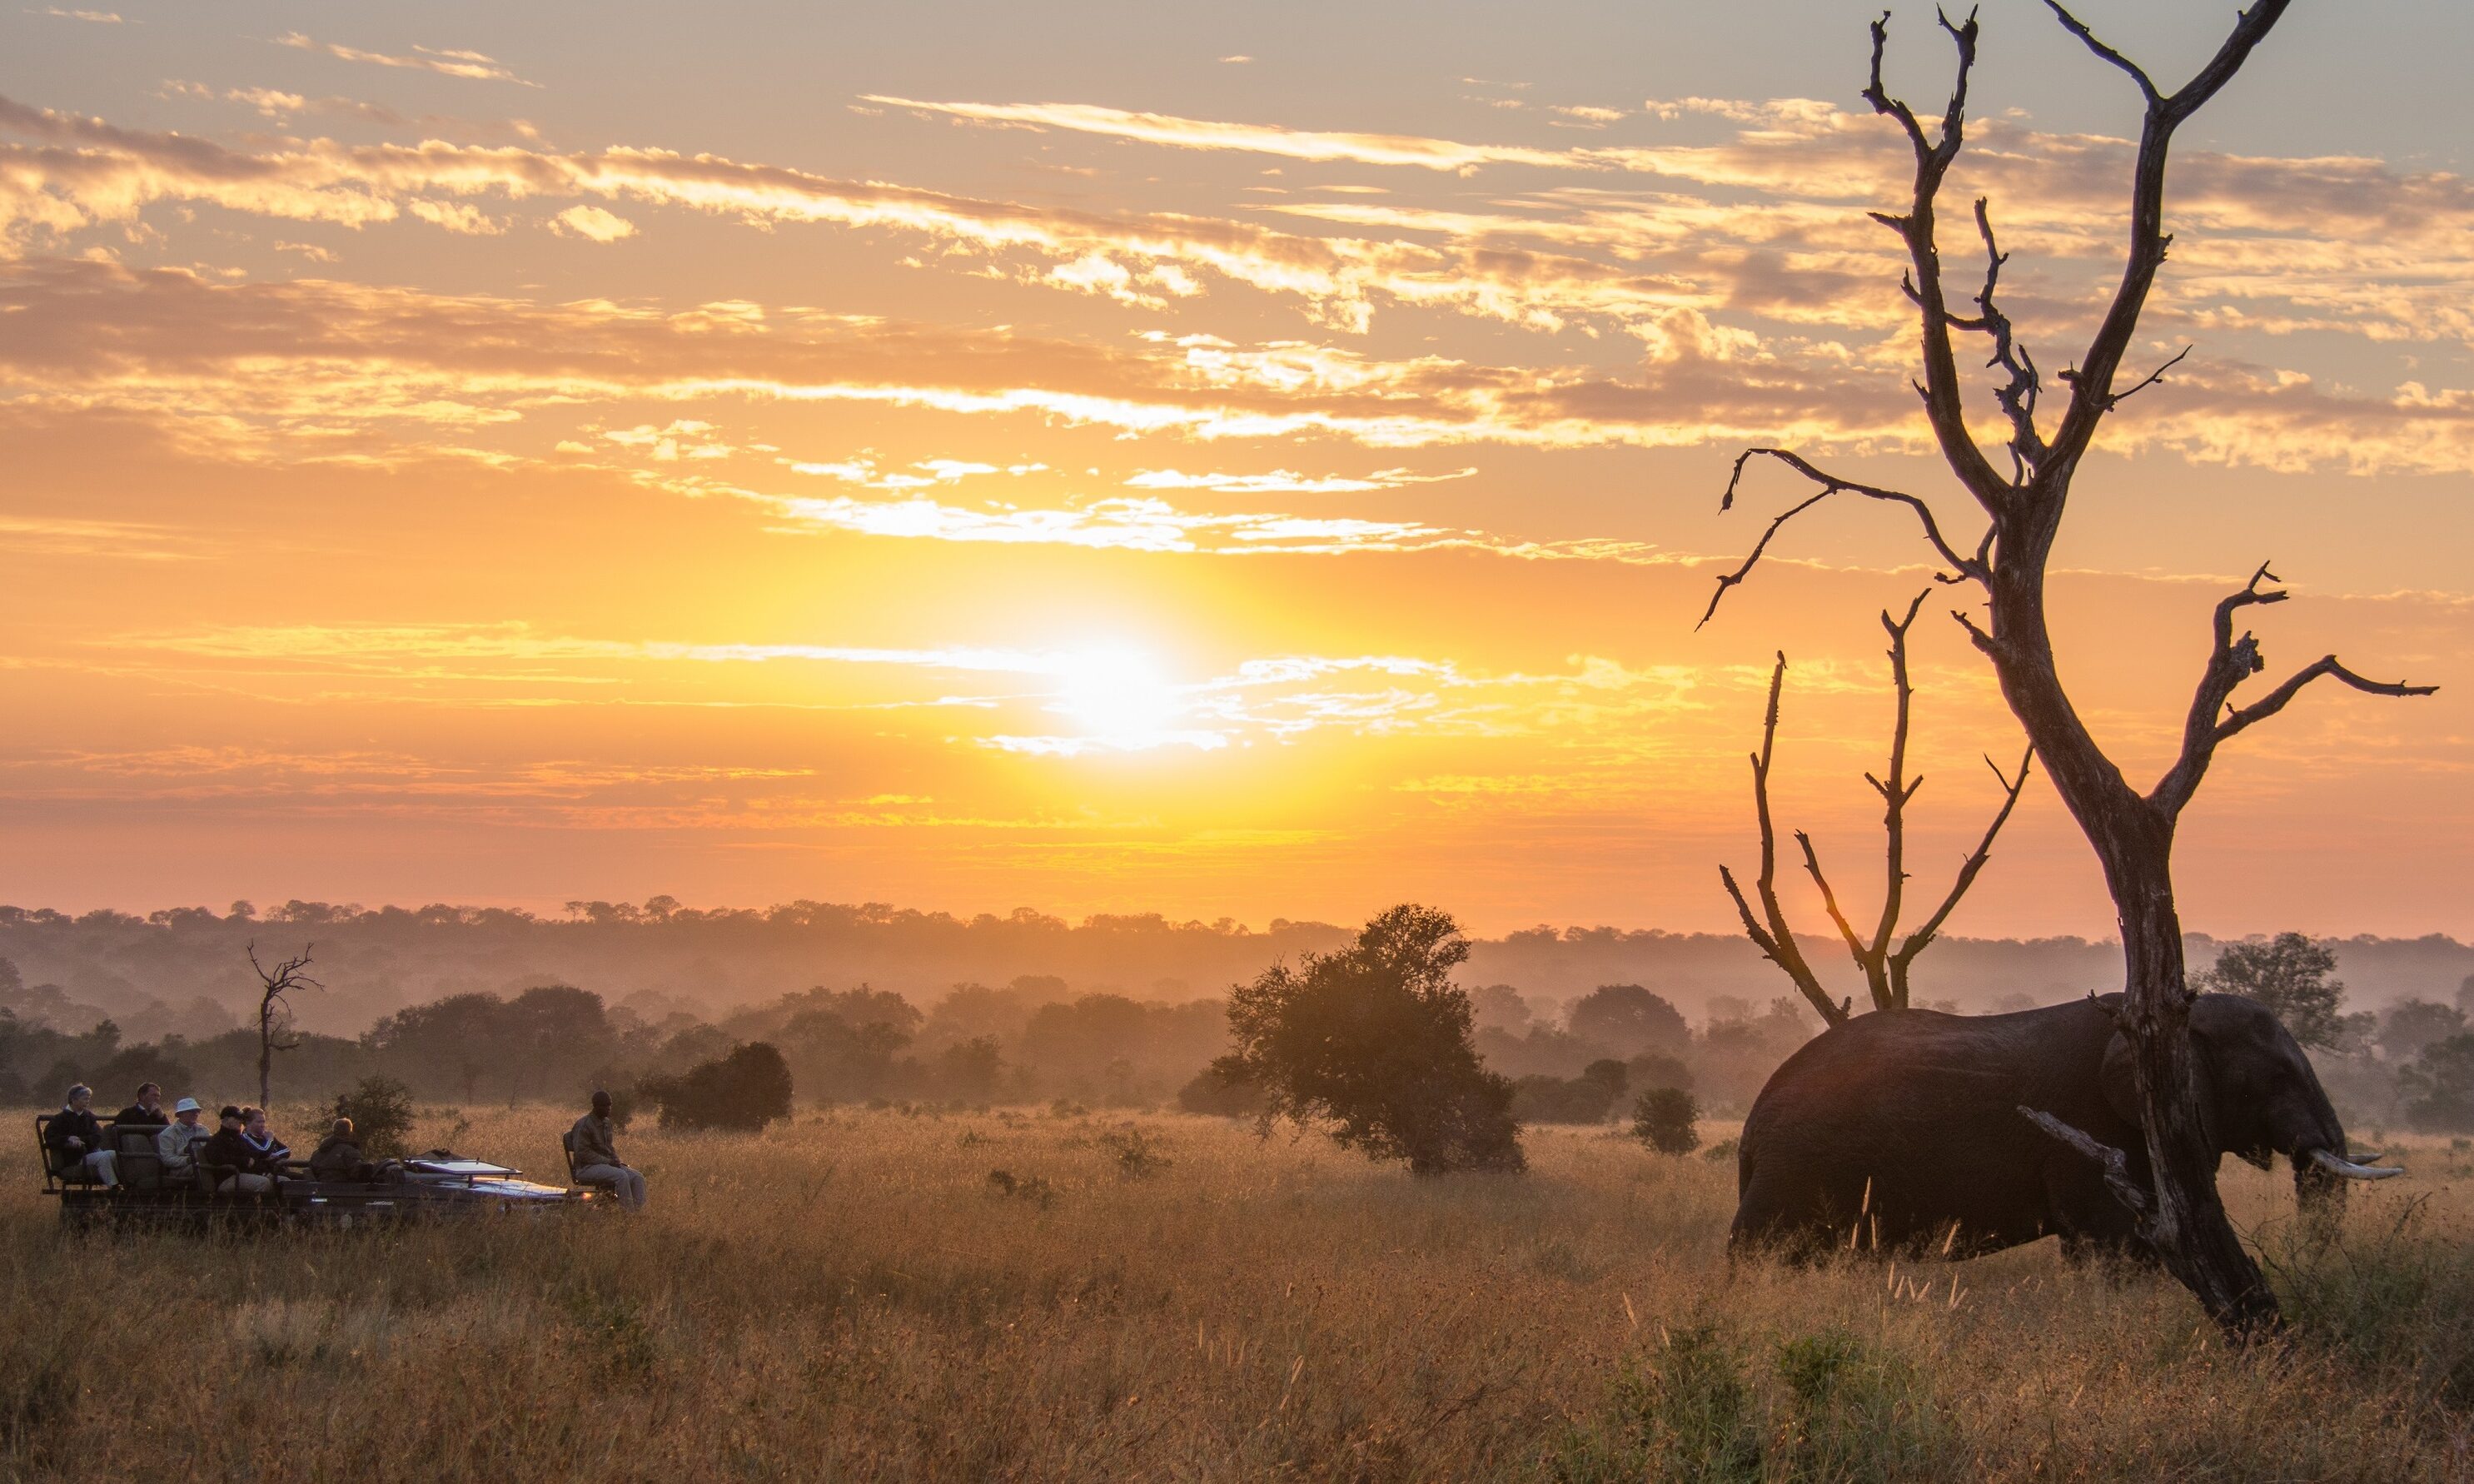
(44, 1083), (117, 1188)
(115, 1082), (168, 1127)
(157, 1097), (212, 1183)
(201, 1105), (281, 1195)
(240, 1107), (292, 1167)
(309, 1118), (380, 1182)
(569, 1090), (647, 1212)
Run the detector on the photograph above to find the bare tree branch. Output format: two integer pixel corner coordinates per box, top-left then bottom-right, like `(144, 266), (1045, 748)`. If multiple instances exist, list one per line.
(1962, 197), (2045, 482)
(1890, 744), (2034, 1003)
(2019, 1106), (2155, 1230)
(1719, 653), (1850, 1027)
(2038, 0), (2293, 481)
(246, 940), (322, 1109)
(2150, 564), (2438, 816)
(1700, 448), (1983, 627)
(1861, 7), (2014, 510)
(2103, 344), (2191, 409)
(1793, 829), (1875, 998)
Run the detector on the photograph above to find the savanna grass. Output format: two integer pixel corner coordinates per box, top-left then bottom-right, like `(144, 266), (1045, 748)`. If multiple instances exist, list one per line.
(2, 1106), (2468, 1481)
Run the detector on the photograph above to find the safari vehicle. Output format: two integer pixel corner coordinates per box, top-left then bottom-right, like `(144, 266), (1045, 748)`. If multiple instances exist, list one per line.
(36, 1113), (599, 1230)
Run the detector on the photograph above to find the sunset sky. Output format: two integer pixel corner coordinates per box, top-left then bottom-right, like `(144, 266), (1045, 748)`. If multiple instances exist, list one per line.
(3, 1), (2469, 938)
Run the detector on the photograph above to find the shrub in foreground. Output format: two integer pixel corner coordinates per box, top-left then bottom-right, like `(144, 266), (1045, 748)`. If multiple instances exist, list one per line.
(327, 1074), (416, 1157)
(638, 1041), (793, 1133)
(1631, 1087), (1700, 1156)
(1213, 903), (1523, 1174)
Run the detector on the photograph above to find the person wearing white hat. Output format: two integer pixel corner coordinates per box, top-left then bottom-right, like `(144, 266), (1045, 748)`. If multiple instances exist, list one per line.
(156, 1097), (211, 1183)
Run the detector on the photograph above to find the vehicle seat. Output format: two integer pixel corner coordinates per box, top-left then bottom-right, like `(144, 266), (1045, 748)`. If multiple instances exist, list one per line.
(112, 1126), (165, 1192)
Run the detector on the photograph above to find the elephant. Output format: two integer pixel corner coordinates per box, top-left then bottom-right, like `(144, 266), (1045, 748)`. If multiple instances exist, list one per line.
(1728, 992), (2400, 1260)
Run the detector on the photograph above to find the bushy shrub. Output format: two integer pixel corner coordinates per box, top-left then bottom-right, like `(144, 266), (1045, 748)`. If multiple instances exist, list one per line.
(1631, 1087), (1700, 1155)
(2401, 1033), (2474, 1133)
(328, 1074), (416, 1157)
(1214, 904), (1522, 1175)
(1511, 1073), (1621, 1124)
(638, 1041), (793, 1133)
(1176, 1065), (1267, 1118)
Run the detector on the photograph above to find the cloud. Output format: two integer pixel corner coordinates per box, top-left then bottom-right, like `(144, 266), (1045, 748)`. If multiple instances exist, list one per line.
(864, 97), (1582, 172)
(272, 32), (536, 87)
(32, 7), (124, 22)
(1123, 466), (1475, 495)
(549, 203), (635, 242)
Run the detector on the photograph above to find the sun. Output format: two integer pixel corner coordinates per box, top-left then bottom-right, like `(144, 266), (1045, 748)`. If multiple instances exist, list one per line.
(1050, 647), (1186, 746)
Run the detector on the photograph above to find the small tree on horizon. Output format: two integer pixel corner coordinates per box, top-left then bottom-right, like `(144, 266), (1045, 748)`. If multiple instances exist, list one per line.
(246, 941), (320, 1109)
(1214, 904), (1524, 1176)
(2193, 933), (2348, 1050)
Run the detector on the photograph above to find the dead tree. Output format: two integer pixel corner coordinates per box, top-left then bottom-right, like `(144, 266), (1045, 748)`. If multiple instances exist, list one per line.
(1720, 591), (2033, 1027)
(1701, 2), (2436, 1337)
(247, 942), (321, 1109)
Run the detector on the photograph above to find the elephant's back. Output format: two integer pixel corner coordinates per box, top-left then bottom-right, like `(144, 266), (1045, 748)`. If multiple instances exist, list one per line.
(1737, 1002), (2117, 1192)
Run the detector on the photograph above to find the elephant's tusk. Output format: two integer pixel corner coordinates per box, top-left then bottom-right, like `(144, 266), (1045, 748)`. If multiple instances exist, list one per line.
(2307, 1148), (2403, 1180)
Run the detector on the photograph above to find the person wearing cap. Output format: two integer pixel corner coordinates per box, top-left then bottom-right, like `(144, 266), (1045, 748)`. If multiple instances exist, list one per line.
(115, 1082), (168, 1128)
(569, 1090), (646, 1211)
(44, 1084), (117, 1188)
(201, 1105), (280, 1195)
(157, 1097), (212, 1182)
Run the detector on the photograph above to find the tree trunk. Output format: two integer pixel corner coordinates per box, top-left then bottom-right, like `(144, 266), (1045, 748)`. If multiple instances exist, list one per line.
(1987, 577), (2280, 1337)
(259, 1003), (273, 1110)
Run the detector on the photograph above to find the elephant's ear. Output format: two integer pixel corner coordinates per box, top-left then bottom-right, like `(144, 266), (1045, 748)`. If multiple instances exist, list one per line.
(2099, 1028), (2224, 1152)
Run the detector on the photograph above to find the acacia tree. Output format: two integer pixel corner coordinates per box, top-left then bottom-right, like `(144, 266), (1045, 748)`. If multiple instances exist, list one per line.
(246, 941), (321, 1108)
(1704, 3), (2434, 1336)
(1720, 590), (2031, 1025)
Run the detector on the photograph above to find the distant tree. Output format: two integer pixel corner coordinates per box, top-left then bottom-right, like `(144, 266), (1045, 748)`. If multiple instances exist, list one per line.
(91, 1041), (192, 1105)
(2195, 934), (2348, 1050)
(1509, 1073), (1620, 1125)
(246, 942), (321, 1108)
(640, 1042), (793, 1133)
(2399, 1034), (2474, 1133)
(1176, 1065), (1267, 1118)
(2457, 974), (2474, 1018)
(331, 1074), (417, 1158)
(1469, 984), (1533, 1036)
(1630, 1087), (1701, 1156)
(1567, 985), (1692, 1059)
(1624, 1051), (1693, 1097)
(1214, 904), (1522, 1175)
(935, 1036), (1005, 1101)
(2378, 999), (2468, 1066)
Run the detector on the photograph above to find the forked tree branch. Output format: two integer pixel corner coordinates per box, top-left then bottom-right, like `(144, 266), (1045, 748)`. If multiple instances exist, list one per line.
(1862, 7), (2014, 510)
(1721, 600), (2032, 1017)
(1700, 449), (1985, 627)
(2019, 1106), (2156, 1229)
(2149, 564), (2437, 816)
(1890, 744), (2033, 1003)
(1959, 197), (2046, 483)
(2037, 0), (2293, 481)
(1719, 653), (1851, 1027)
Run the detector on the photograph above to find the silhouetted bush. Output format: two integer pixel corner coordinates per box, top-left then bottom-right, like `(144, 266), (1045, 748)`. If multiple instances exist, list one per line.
(1510, 1073), (1620, 1124)
(2402, 1033), (2474, 1132)
(1214, 904), (1522, 1175)
(639, 1041), (793, 1133)
(329, 1074), (416, 1157)
(1176, 1065), (1267, 1118)
(1630, 1087), (1700, 1155)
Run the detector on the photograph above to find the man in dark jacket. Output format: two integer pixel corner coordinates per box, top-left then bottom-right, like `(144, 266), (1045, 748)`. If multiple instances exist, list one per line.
(44, 1084), (117, 1187)
(200, 1105), (280, 1195)
(569, 1090), (646, 1211)
(310, 1118), (378, 1182)
(115, 1083), (167, 1127)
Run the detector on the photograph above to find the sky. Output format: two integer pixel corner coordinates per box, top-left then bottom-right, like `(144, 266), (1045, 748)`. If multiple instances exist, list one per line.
(2, 0), (2469, 939)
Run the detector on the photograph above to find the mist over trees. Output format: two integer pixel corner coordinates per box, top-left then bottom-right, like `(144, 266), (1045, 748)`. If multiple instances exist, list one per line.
(3, 903), (2472, 1136)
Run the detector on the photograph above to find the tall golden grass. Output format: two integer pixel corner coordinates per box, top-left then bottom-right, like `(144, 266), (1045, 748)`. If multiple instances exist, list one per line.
(3, 1103), (2469, 1481)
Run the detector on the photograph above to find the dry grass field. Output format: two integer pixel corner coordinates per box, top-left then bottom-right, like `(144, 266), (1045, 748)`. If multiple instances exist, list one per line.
(4, 1103), (2471, 1482)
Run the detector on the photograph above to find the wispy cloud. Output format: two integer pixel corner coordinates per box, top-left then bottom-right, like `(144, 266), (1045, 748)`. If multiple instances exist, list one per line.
(272, 32), (536, 87)
(30, 7), (125, 22)
(864, 96), (1581, 172)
